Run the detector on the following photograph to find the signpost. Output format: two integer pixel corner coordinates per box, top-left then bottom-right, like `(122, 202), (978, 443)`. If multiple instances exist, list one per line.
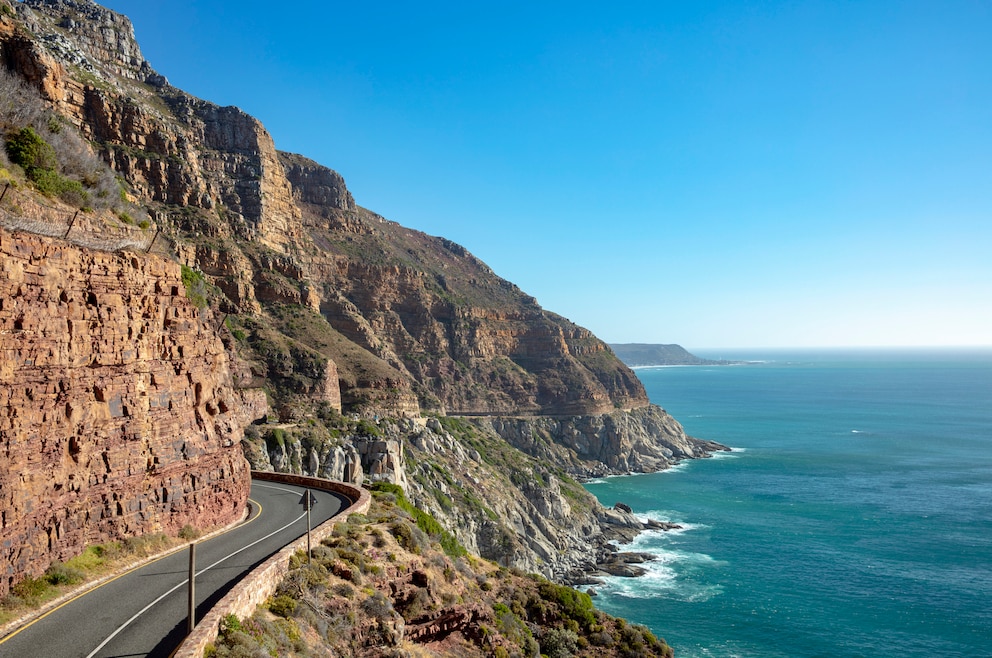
(187, 542), (196, 634)
(299, 490), (317, 562)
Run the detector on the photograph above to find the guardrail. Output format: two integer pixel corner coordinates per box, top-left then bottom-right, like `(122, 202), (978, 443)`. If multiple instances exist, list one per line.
(173, 472), (370, 658)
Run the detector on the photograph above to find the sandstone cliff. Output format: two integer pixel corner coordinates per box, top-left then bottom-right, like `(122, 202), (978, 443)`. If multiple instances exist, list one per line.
(0, 226), (249, 596)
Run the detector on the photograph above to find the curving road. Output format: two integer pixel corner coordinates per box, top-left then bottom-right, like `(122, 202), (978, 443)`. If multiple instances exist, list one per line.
(0, 478), (348, 658)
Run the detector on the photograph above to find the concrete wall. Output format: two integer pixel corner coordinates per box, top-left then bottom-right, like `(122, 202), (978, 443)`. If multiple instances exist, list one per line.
(173, 472), (370, 658)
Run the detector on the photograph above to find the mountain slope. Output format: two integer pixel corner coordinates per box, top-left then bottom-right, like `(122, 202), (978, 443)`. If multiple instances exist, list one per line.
(0, 0), (724, 587)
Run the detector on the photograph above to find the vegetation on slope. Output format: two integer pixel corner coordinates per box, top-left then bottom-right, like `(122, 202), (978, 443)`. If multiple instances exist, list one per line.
(206, 488), (672, 658)
(0, 68), (147, 220)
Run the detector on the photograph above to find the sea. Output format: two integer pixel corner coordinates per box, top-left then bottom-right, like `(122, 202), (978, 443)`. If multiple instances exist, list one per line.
(584, 348), (992, 658)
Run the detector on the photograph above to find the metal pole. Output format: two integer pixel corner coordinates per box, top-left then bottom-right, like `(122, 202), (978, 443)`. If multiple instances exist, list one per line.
(306, 491), (312, 563)
(63, 211), (79, 239)
(187, 542), (196, 634)
(145, 227), (160, 253)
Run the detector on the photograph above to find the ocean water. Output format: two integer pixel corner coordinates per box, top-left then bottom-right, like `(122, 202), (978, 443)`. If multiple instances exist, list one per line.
(584, 349), (992, 658)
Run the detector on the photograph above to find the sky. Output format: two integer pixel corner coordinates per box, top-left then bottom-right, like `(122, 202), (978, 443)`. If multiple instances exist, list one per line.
(96, 0), (991, 349)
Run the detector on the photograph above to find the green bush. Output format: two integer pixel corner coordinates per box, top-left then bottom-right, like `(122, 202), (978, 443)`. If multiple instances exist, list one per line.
(44, 562), (84, 586)
(267, 594), (297, 618)
(5, 126), (56, 172)
(538, 581), (597, 630)
(4, 126), (90, 206)
(30, 167), (88, 205)
(355, 419), (381, 437)
(370, 482), (466, 558)
(180, 265), (208, 308)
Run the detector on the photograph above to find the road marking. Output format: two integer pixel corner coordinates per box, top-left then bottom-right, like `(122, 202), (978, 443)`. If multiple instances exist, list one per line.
(85, 509), (306, 658)
(0, 499), (262, 647)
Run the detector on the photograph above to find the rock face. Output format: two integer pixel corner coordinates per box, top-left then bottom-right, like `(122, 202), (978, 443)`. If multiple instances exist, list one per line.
(0, 227), (250, 596)
(478, 405), (719, 476)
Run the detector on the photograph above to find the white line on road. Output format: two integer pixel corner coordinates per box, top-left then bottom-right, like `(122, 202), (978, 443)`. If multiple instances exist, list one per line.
(85, 510), (307, 658)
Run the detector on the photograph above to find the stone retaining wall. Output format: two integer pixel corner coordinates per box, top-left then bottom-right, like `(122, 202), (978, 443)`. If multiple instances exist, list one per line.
(173, 472), (370, 658)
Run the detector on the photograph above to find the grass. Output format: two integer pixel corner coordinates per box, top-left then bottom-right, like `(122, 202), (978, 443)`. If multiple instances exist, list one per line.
(0, 533), (182, 626)
(180, 265), (208, 308)
(369, 482), (466, 558)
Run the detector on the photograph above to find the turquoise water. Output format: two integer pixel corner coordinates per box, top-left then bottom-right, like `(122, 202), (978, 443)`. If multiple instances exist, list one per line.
(584, 349), (992, 658)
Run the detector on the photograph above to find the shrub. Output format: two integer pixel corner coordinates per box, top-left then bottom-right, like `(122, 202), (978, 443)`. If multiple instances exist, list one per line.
(370, 482), (466, 558)
(178, 525), (199, 541)
(361, 591), (394, 620)
(3, 127), (90, 206)
(355, 419), (381, 437)
(389, 519), (427, 555)
(180, 265), (208, 308)
(541, 627), (580, 658)
(5, 127), (57, 172)
(332, 582), (355, 599)
(538, 581), (597, 630)
(44, 562), (84, 586)
(29, 167), (89, 205)
(267, 594), (297, 618)
(10, 576), (49, 602)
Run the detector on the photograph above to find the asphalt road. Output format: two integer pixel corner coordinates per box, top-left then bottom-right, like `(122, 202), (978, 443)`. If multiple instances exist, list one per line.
(0, 478), (348, 658)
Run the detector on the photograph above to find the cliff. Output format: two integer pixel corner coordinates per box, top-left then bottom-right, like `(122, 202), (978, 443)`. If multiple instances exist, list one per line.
(0, 226), (249, 596)
(0, 0), (724, 590)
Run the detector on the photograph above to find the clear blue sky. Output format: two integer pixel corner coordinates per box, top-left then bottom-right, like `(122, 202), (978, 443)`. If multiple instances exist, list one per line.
(99, 0), (991, 349)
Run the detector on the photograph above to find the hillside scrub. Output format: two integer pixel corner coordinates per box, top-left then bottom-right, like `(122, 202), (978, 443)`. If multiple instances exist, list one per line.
(0, 67), (147, 217)
(0, 533), (179, 627)
(205, 491), (672, 658)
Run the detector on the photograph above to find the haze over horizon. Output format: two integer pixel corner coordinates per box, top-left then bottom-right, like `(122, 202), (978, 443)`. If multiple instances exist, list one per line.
(98, 0), (992, 349)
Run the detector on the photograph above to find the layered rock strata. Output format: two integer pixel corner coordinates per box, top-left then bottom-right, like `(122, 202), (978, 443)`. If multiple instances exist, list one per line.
(0, 227), (250, 596)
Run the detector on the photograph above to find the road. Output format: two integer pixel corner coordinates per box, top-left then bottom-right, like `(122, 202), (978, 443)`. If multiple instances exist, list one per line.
(0, 478), (348, 658)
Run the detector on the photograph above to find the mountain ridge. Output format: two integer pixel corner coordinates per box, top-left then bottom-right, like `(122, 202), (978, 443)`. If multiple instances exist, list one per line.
(0, 0), (726, 618)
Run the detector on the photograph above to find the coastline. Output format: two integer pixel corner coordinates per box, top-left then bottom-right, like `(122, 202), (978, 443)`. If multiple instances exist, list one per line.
(569, 440), (733, 588)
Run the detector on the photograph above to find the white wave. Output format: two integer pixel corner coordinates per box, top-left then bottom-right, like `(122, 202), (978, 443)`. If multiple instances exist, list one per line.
(595, 545), (725, 603)
(660, 461), (692, 474)
(632, 509), (705, 534)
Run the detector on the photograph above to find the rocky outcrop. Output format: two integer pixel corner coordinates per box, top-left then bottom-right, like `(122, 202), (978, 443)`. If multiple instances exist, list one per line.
(478, 405), (727, 477)
(251, 431), (407, 490)
(0, 226), (250, 596)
